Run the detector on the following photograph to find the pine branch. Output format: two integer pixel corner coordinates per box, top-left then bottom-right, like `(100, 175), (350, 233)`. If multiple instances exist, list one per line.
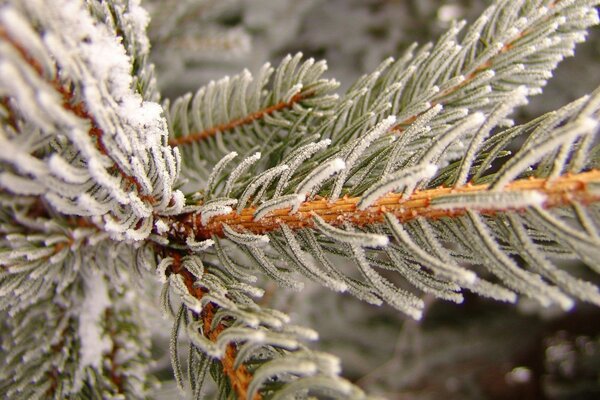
(163, 170), (600, 241)
(168, 91), (309, 147)
(0, 0), (184, 240)
(84, 0), (160, 102)
(312, 0), (599, 158)
(179, 80), (600, 316)
(166, 252), (259, 399)
(391, 20), (532, 133)
(0, 24), (155, 205)
(3, 0), (600, 398)
(165, 53), (339, 188)
(161, 251), (369, 399)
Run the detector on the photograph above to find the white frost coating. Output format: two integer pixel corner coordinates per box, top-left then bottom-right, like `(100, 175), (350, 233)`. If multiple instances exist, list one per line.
(432, 190), (547, 210)
(129, 156), (153, 194)
(200, 205), (233, 226)
(248, 360), (319, 400)
(154, 219), (169, 235)
(161, 190), (186, 216)
(224, 152), (261, 196)
(206, 151), (238, 194)
(351, 244), (423, 320)
(311, 352), (342, 376)
(463, 278), (518, 303)
(76, 193), (111, 215)
(48, 154), (89, 184)
(0, 0), (182, 240)
(383, 104), (443, 176)
(253, 194), (305, 221)
(384, 213), (477, 284)
(119, 0), (151, 55)
(0, 172), (45, 195)
(229, 281), (264, 298)
(125, 217), (153, 241)
(283, 83), (303, 103)
(358, 164), (438, 210)
(156, 257), (174, 283)
(274, 140), (332, 196)
(0, 8), (55, 76)
(0, 61), (61, 132)
(492, 117), (597, 189)
(312, 213), (389, 248)
(279, 223), (348, 292)
(237, 165), (290, 213)
(246, 244), (304, 291)
(295, 158), (346, 198)
(75, 271), (112, 390)
(454, 86), (529, 186)
(182, 255), (206, 278)
(186, 322), (221, 357)
(467, 211), (574, 309)
(330, 115), (397, 201)
(215, 328), (266, 356)
(222, 223), (270, 246)
(170, 274), (203, 312)
(283, 325), (318, 342)
(420, 112), (485, 166)
(508, 212), (600, 306)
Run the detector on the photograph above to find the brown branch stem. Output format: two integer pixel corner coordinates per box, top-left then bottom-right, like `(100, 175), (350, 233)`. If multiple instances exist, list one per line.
(167, 253), (260, 400)
(164, 170), (600, 241)
(168, 92), (309, 147)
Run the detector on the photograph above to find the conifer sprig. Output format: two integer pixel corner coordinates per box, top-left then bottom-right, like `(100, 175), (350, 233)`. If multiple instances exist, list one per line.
(163, 253), (258, 399)
(163, 169), (600, 241)
(164, 80), (600, 322)
(161, 251), (369, 399)
(165, 53), (339, 188)
(2, 0), (600, 398)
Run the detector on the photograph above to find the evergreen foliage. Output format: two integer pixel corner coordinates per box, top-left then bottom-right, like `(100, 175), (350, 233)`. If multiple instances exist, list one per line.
(1, 0), (600, 398)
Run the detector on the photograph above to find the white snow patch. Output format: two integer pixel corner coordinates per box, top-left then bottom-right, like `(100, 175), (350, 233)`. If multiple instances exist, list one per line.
(75, 270), (112, 390)
(154, 218), (169, 234)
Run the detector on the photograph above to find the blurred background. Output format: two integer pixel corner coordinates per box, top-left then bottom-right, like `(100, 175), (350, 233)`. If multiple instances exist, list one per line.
(142, 1), (600, 398)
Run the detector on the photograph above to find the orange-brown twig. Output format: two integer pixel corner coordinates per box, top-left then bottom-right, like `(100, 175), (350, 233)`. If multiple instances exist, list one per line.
(168, 92), (309, 147)
(164, 170), (600, 241)
(167, 253), (260, 400)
